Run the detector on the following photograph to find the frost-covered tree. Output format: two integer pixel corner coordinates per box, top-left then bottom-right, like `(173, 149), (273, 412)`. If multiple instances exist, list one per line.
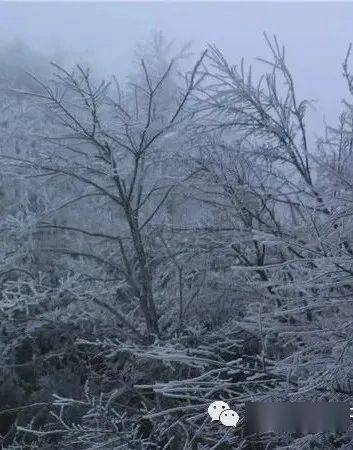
(3, 39), (206, 340)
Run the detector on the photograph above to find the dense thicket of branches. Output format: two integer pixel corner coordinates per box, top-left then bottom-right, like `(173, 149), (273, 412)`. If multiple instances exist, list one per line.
(1, 34), (353, 449)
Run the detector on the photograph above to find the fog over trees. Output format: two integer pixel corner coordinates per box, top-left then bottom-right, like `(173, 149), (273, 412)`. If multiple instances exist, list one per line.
(1, 7), (353, 449)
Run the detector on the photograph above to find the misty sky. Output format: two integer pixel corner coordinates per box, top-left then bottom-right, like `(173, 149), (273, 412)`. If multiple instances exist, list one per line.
(0, 2), (353, 136)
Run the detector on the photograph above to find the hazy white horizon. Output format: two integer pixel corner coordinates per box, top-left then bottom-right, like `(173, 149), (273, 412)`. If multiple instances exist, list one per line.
(0, 2), (352, 137)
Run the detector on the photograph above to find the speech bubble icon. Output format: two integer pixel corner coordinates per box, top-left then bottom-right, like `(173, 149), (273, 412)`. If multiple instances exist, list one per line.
(208, 401), (231, 421)
(219, 409), (240, 427)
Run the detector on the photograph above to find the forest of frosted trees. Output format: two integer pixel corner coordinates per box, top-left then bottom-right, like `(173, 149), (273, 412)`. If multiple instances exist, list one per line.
(2, 33), (353, 448)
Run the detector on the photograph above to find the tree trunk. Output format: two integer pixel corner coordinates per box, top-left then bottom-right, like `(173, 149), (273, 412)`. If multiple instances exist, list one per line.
(125, 205), (159, 337)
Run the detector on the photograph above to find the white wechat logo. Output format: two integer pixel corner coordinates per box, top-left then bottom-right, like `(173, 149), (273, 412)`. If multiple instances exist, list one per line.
(207, 401), (239, 427)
